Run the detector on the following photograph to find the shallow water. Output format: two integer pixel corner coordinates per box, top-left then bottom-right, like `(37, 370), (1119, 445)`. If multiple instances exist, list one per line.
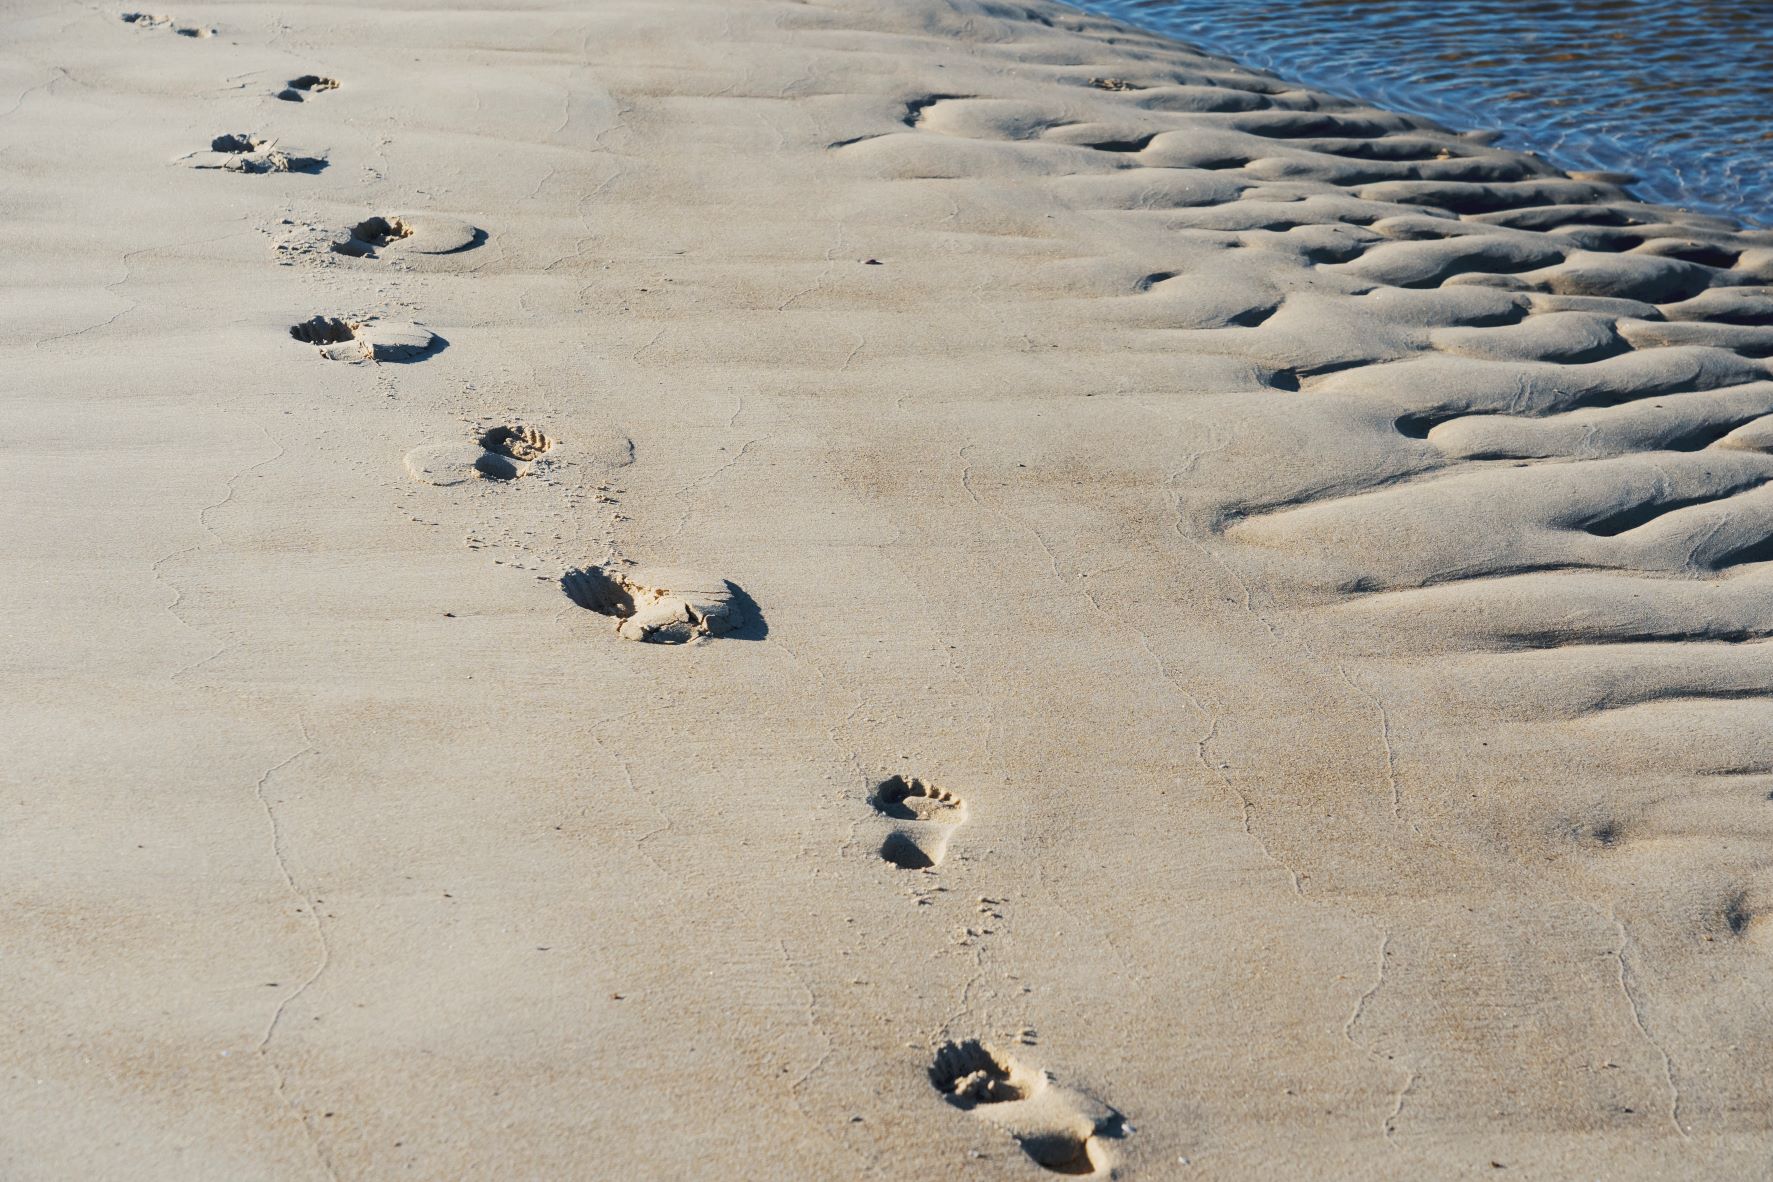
(1077, 0), (1773, 227)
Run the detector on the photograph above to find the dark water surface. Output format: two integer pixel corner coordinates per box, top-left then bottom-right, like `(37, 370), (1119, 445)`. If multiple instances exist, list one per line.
(1076, 0), (1773, 227)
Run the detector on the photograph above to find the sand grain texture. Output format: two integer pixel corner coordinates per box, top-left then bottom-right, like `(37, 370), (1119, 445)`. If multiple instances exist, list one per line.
(5, 0), (1773, 1178)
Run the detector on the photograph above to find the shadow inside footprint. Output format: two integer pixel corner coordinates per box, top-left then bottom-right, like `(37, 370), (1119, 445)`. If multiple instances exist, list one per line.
(1017, 1134), (1104, 1177)
(879, 832), (936, 870)
(197, 133), (327, 174)
(931, 1040), (1031, 1106)
(353, 216), (413, 247)
(871, 774), (962, 821)
(460, 424), (553, 481)
(288, 316), (442, 362)
(288, 315), (353, 346)
(480, 424), (553, 461)
(562, 565), (760, 643)
(930, 1041), (1116, 1176)
(331, 215), (484, 258)
(472, 452), (525, 481)
(277, 74), (339, 101)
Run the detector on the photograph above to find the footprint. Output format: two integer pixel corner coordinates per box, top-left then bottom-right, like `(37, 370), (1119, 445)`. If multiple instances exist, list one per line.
(869, 775), (966, 869)
(289, 316), (440, 362)
(276, 74), (339, 102)
(120, 12), (214, 36)
(560, 565), (747, 644)
(331, 214), (483, 258)
(184, 133), (325, 174)
(480, 424), (553, 462)
(930, 1040), (1120, 1176)
(403, 424), (556, 485)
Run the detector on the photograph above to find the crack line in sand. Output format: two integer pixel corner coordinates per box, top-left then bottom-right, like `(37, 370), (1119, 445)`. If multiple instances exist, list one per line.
(1197, 715), (1304, 898)
(1343, 930), (1390, 1045)
(1334, 663), (1407, 826)
(583, 719), (676, 879)
(1610, 909), (1688, 1138)
(778, 220), (849, 312)
(994, 457), (1317, 903)
(1341, 929), (1412, 1145)
(964, 456), (1309, 1041)
(35, 226), (229, 348)
(631, 325), (667, 362)
(769, 636), (872, 801)
(251, 717), (338, 1181)
(1167, 478), (1338, 894)
(774, 939), (867, 1172)
(587, 719), (862, 1168)
(1383, 1071), (1417, 1141)
(546, 78), (631, 280)
(838, 334), (865, 373)
(662, 433), (773, 544)
(0, 64), (64, 123)
(161, 427), (286, 685)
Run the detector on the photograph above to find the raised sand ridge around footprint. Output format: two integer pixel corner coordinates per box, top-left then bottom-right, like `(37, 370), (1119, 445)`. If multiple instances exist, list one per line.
(289, 316), (438, 362)
(183, 133), (325, 174)
(561, 565), (744, 643)
(332, 214), (481, 258)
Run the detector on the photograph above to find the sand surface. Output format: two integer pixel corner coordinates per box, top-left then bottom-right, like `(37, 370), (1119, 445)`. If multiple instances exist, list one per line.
(6, 1), (1773, 1178)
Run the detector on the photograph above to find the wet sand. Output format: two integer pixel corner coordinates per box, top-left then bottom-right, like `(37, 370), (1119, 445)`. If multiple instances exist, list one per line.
(5, 1), (1773, 1177)
(1081, 0), (1773, 225)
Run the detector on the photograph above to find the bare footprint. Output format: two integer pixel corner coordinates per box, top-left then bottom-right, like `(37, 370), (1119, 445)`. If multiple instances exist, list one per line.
(184, 133), (325, 174)
(480, 424), (553, 462)
(870, 775), (966, 869)
(931, 1041), (1120, 1176)
(289, 316), (440, 362)
(276, 74), (339, 102)
(561, 565), (748, 644)
(120, 12), (214, 37)
(331, 215), (482, 258)
(403, 424), (555, 486)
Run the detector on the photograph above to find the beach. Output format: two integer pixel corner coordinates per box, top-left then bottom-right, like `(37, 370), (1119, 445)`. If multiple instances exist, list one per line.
(5, 1), (1773, 1177)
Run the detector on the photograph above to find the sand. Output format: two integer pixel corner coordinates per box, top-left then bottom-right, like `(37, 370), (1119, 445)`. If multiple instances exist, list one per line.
(5, 0), (1773, 1177)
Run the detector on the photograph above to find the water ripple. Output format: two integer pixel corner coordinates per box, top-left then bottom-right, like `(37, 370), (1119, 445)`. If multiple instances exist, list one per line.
(1079, 0), (1773, 227)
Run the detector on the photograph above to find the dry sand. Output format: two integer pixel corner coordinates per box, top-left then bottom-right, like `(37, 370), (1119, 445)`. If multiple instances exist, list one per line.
(6, 1), (1773, 1177)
